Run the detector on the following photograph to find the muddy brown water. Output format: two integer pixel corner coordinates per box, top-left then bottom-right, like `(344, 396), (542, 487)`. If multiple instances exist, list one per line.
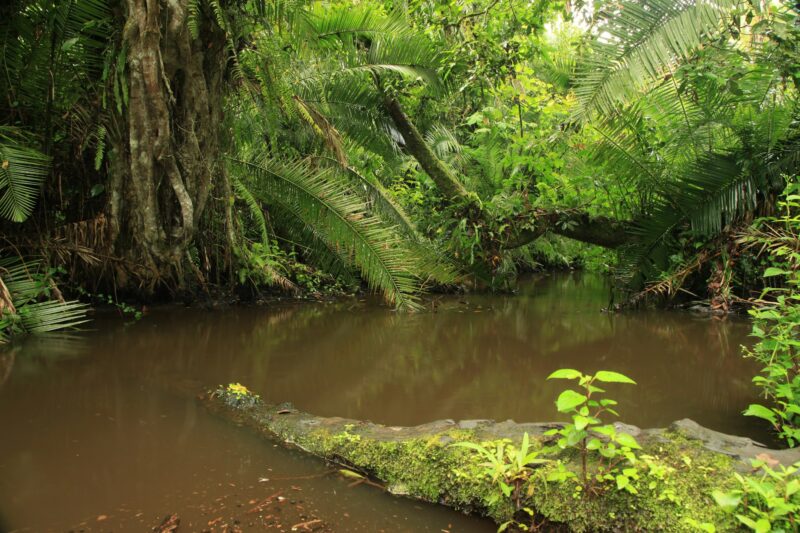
(0, 273), (766, 532)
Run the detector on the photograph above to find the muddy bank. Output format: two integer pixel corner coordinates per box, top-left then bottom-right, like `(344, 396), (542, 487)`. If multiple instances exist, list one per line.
(201, 385), (800, 532)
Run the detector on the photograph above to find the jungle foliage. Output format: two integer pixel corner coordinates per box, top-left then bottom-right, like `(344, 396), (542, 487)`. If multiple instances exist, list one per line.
(0, 0), (798, 334)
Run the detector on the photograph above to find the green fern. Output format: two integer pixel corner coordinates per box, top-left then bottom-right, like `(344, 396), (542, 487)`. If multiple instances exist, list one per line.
(188, 0), (202, 39)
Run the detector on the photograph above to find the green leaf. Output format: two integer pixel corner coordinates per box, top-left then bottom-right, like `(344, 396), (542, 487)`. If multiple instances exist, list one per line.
(711, 490), (741, 513)
(615, 432), (642, 450)
(743, 404), (778, 424)
(754, 519), (770, 533)
(616, 475), (629, 490)
(573, 415), (590, 431)
(61, 37), (79, 51)
(586, 438), (603, 450)
(594, 371), (637, 384)
(593, 425), (616, 437)
(338, 468), (364, 479)
(556, 390), (587, 413)
(547, 369), (582, 380)
(763, 267), (789, 277)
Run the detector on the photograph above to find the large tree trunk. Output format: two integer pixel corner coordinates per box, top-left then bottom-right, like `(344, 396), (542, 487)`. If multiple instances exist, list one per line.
(106, 0), (228, 290)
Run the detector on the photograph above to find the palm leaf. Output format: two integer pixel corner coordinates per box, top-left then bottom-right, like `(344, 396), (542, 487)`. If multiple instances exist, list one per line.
(573, 0), (737, 121)
(18, 300), (92, 333)
(0, 133), (50, 222)
(0, 256), (91, 338)
(231, 157), (425, 310)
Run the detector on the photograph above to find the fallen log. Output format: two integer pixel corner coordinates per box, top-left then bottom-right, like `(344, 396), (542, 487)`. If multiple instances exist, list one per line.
(200, 384), (800, 532)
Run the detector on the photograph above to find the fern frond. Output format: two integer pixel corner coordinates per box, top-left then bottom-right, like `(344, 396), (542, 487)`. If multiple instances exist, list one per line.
(188, 0), (202, 39)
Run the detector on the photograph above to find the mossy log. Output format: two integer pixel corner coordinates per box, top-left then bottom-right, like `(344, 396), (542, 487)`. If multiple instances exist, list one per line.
(201, 386), (800, 532)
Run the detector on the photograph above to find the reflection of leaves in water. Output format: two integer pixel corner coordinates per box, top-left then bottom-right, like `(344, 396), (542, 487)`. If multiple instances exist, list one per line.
(5, 333), (89, 377)
(0, 348), (15, 388)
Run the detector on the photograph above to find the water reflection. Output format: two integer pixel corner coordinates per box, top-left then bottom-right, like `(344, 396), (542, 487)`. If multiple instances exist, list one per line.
(18, 272), (761, 436)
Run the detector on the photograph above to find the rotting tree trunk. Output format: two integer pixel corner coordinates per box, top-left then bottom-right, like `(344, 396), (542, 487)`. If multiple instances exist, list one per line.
(106, 0), (228, 290)
(200, 386), (800, 531)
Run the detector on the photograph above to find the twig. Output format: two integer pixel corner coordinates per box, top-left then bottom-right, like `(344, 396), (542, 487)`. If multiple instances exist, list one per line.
(291, 518), (323, 531)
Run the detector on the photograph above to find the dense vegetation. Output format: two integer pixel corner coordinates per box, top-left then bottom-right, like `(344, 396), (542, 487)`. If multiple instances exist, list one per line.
(1, 0), (797, 317)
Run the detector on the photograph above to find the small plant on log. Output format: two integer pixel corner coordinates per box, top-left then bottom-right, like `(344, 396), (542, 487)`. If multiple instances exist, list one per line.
(213, 382), (261, 409)
(544, 369), (641, 496)
(452, 433), (549, 531)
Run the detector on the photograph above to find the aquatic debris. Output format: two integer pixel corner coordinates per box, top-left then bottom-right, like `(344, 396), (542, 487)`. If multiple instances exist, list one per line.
(247, 491), (284, 514)
(154, 513), (179, 532)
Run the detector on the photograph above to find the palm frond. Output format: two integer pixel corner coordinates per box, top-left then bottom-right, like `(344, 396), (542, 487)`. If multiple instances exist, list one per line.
(573, 0), (737, 121)
(619, 152), (766, 286)
(296, 76), (400, 159)
(318, 157), (419, 239)
(425, 124), (462, 161)
(306, 5), (412, 41)
(18, 300), (92, 333)
(293, 95), (348, 165)
(232, 157), (425, 310)
(233, 175), (270, 245)
(308, 5), (444, 90)
(0, 132), (50, 222)
(0, 256), (90, 339)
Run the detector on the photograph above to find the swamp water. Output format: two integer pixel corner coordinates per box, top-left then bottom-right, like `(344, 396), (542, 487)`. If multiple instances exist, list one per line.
(0, 273), (764, 532)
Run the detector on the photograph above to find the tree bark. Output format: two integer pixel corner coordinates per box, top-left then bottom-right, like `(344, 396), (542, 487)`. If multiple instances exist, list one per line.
(107, 0), (227, 289)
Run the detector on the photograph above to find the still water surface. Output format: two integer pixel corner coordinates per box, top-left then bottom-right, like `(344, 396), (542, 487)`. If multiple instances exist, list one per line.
(0, 273), (763, 531)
